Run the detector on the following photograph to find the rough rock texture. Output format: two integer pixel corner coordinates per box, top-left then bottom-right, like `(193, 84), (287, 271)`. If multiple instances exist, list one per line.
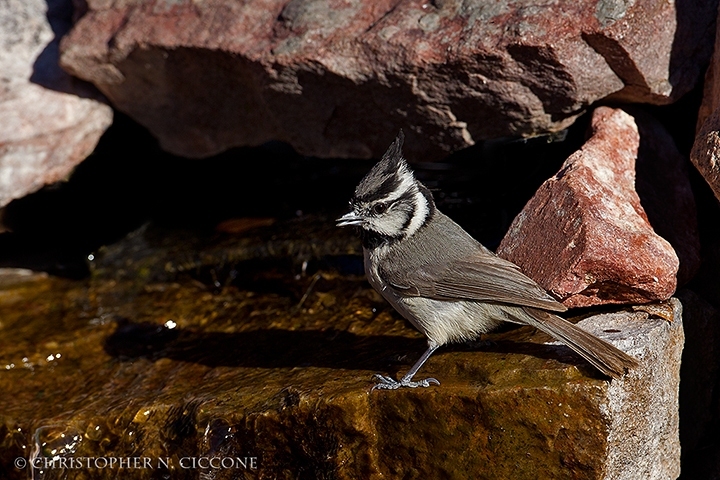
(0, 0), (113, 209)
(582, 303), (682, 480)
(691, 107), (720, 203)
(497, 107), (679, 308)
(58, 0), (717, 160)
(632, 109), (701, 286)
(0, 221), (683, 480)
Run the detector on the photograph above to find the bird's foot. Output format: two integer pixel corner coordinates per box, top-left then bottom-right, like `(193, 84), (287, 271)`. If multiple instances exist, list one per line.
(370, 374), (440, 391)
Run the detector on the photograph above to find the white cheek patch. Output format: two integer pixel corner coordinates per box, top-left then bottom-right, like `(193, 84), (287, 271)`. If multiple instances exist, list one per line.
(404, 189), (429, 237)
(369, 209), (407, 237)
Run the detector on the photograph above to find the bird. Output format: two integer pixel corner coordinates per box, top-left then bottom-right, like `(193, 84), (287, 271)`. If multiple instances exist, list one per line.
(336, 131), (639, 390)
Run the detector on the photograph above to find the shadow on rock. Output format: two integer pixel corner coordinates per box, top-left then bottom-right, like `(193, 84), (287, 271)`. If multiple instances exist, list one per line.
(104, 318), (427, 374)
(104, 318), (606, 380)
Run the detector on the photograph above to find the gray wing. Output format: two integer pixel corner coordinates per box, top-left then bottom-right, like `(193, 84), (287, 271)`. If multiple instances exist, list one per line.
(381, 251), (567, 313)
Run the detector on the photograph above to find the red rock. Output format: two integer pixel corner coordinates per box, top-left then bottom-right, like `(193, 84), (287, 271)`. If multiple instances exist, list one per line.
(58, 0), (716, 161)
(0, 0), (112, 209)
(496, 107), (679, 308)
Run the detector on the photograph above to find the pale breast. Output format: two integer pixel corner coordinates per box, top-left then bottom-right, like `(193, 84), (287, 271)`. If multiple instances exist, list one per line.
(397, 296), (505, 345)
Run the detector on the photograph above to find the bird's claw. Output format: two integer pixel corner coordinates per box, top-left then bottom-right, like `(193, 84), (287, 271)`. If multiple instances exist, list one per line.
(370, 373), (440, 391)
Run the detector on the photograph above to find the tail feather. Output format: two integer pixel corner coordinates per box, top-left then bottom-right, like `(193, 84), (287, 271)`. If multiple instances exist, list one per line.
(520, 307), (639, 379)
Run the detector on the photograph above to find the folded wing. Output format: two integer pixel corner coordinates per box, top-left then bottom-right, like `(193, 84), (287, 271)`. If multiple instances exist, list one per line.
(381, 251), (567, 313)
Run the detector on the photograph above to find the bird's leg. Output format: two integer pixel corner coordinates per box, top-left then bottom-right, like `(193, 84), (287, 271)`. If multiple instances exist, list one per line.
(372, 343), (440, 390)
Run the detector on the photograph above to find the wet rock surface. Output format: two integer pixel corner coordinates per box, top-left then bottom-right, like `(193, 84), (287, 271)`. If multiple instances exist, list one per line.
(0, 219), (682, 479)
(58, 0), (716, 161)
(0, 0), (112, 209)
(497, 107), (679, 308)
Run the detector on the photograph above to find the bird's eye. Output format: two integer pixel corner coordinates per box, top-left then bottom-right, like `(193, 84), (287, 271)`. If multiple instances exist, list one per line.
(372, 202), (389, 215)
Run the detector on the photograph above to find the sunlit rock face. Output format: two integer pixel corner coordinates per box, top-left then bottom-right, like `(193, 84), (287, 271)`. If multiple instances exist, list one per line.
(497, 107), (683, 308)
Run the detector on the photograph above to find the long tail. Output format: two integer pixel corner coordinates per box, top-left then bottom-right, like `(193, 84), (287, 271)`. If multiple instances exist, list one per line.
(519, 307), (639, 379)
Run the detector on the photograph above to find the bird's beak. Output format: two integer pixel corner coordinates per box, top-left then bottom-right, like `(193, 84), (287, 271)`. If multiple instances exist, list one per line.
(336, 211), (364, 227)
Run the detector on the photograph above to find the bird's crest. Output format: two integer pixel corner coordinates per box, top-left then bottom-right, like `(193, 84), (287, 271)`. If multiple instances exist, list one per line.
(353, 131), (414, 204)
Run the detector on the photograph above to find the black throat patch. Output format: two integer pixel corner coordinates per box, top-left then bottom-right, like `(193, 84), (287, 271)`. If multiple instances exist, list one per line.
(360, 229), (401, 250)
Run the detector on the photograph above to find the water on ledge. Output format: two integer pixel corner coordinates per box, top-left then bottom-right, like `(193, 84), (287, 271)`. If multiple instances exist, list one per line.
(0, 213), (620, 480)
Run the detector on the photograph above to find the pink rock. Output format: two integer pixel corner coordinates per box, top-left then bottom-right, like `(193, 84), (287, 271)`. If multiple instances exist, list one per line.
(58, 0), (715, 161)
(0, 0), (113, 209)
(497, 107), (679, 308)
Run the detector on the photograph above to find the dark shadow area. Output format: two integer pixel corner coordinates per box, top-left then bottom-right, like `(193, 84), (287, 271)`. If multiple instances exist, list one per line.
(668, 0), (718, 102)
(0, 107), (589, 277)
(186, 255), (366, 297)
(639, 76), (707, 157)
(0, 112), (373, 276)
(104, 319), (424, 373)
(29, 0), (72, 91)
(29, 0), (100, 99)
(677, 105), (720, 479)
(630, 100), (703, 286)
(103, 318), (604, 380)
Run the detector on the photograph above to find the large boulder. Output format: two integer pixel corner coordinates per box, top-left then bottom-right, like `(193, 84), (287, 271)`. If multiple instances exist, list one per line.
(59, 0), (716, 160)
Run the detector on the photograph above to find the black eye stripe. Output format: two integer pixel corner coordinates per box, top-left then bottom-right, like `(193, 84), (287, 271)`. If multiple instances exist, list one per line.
(369, 186), (416, 216)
